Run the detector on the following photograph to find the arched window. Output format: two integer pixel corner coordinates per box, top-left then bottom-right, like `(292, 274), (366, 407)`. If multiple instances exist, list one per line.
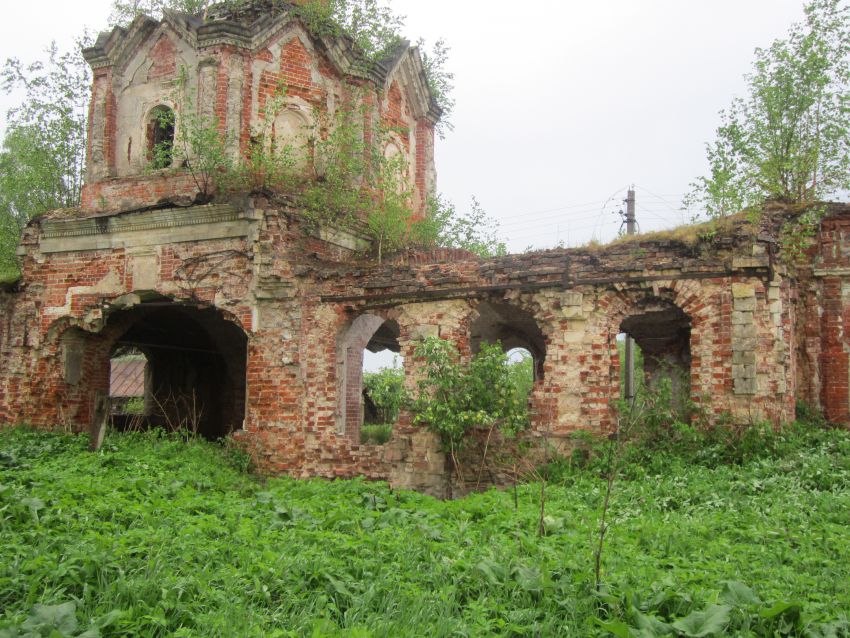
(470, 301), (546, 380)
(338, 315), (403, 444)
(147, 105), (175, 169)
(618, 300), (692, 413)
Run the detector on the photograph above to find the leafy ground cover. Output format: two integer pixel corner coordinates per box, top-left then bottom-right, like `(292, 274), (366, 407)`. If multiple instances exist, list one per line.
(0, 424), (848, 637)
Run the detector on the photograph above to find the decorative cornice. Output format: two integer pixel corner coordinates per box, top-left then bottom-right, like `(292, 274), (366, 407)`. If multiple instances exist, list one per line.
(813, 266), (850, 277)
(80, 5), (443, 124)
(197, 21), (253, 49)
(82, 49), (112, 69)
(41, 204), (243, 239)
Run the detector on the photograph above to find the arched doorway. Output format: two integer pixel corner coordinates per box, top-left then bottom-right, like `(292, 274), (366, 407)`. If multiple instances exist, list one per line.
(470, 301), (546, 422)
(618, 299), (692, 411)
(106, 302), (247, 439)
(109, 346), (150, 429)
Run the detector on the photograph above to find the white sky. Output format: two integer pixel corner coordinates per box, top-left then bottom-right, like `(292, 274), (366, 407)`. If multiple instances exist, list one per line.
(1, 0), (811, 254)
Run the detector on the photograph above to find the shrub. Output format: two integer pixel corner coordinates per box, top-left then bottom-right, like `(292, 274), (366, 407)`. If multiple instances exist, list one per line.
(410, 337), (529, 454)
(363, 366), (404, 425)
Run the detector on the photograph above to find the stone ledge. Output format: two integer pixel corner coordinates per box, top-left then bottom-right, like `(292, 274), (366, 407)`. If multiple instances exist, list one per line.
(813, 267), (850, 277)
(312, 224), (370, 252)
(38, 205), (254, 253)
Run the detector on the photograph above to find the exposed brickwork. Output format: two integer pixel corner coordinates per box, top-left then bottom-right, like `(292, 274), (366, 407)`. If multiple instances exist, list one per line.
(382, 81), (409, 144)
(104, 77), (117, 177)
(148, 34), (177, 81)
(414, 118), (433, 211)
(6, 5), (846, 496)
(81, 172), (198, 212)
(12, 197), (840, 496)
(79, 7), (437, 215)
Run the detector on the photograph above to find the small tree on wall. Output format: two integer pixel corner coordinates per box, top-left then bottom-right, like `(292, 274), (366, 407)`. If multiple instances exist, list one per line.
(153, 67), (232, 201)
(686, 0), (850, 219)
(363, 365), (404, 424)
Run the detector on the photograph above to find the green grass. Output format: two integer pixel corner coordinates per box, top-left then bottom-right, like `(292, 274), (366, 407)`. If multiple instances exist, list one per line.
(0, 425), (848, 637)
(360, 424), (393, 445)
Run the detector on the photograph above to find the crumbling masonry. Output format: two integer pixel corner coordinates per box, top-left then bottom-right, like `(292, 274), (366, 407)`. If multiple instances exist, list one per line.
(1, 3), (848, 495)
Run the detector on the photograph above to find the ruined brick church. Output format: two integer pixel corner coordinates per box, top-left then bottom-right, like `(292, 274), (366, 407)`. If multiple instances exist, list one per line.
(0, 1), (848, 494)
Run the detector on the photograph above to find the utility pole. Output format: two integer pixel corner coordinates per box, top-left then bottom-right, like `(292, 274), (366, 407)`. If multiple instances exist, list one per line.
(624, 187), (636, 404)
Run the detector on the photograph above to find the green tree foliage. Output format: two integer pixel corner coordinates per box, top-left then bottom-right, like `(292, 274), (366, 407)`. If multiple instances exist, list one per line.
(410, 338), (529, 455)
(293, 0), (458, 134)
(686, 0), (850, 218)
(231, 84), (299, 193)
(156, 68), (233, 199)
(424, 195), (507, 257)
(109, 0), (211, 25)
(417, 38), (455, 138)
(363, 364), (404, 424)
(293, 0), (405, 63)
(0, 43), (89, 279)
(506, 349), (534, 404)
(361, 351), (531, 444)
(298, 95), (428, 262)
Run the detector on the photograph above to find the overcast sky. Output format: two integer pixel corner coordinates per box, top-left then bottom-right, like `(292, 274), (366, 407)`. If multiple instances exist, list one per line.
(1, 0), (811, 251)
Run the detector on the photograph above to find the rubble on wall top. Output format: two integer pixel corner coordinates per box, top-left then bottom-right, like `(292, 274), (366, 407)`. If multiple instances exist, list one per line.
(204, 0), (305, 25)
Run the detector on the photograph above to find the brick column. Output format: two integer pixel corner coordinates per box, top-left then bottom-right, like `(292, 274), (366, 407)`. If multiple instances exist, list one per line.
(820, 276), (849, 422)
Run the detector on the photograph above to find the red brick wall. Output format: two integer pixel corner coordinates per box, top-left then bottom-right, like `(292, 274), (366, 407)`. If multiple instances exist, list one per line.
(414, 119), (433, 212)
(81, 172), (199, 212)
(4, 201), (844, 494)
(813, 215), (850, 422)
(148, 34), (177, 81)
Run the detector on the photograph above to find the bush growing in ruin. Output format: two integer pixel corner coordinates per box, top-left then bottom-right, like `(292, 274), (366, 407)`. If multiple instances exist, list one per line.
(410, 337), (530, 480)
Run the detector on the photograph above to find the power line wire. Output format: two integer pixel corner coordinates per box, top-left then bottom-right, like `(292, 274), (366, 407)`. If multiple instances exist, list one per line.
(496, 199), (612, 221)
(499, 208), (613, 229)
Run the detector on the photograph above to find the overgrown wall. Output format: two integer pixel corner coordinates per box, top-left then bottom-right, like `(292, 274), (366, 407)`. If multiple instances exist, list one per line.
(0, 199), (846, 496)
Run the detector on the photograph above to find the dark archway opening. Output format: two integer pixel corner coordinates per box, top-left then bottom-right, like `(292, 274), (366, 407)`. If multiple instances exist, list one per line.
(108, 303), (247, 439)
(470, 301), (546, 380)
(619, 301), (691, 410)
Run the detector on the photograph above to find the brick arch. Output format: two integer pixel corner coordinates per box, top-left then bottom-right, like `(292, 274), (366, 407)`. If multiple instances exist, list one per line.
(469, 296), (547, 380)
(44, 293), (251, 347)
(592, 279), (726, 420)
(336, 312), (402, 441)
(43, 298), (249, 439)
(457, 293), (556, 437)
